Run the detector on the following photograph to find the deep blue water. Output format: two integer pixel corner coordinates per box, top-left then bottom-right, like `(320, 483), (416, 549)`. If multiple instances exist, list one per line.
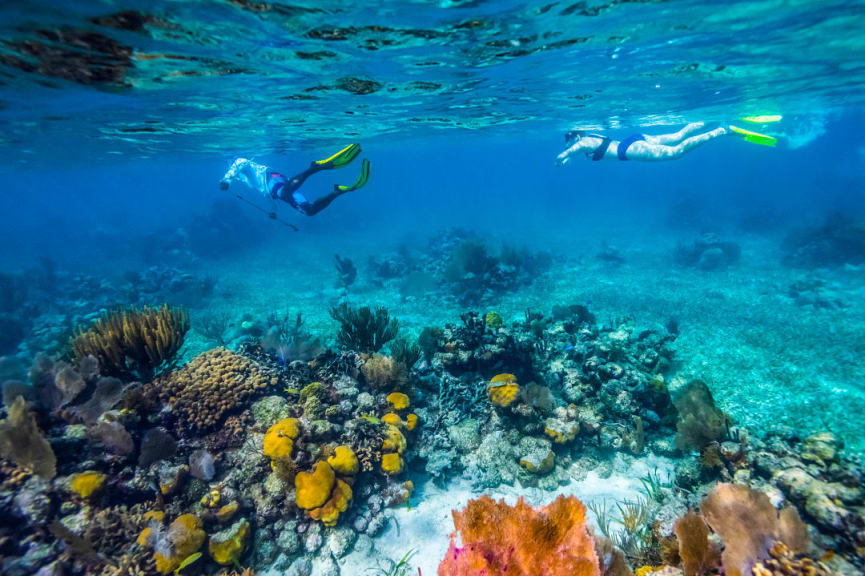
(1, 112), (863, 268)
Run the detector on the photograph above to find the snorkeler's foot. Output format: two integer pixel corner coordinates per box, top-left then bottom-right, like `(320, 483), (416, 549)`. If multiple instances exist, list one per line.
(335, 158), (370, 192)
(314, 143), (362, 170)
(727, 125), (778, 146)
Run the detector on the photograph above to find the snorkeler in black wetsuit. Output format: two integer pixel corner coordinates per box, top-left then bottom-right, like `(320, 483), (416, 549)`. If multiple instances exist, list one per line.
(220, 143), (370, 217)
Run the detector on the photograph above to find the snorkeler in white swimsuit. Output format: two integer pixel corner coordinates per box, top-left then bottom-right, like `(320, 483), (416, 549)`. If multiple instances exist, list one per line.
(555, 122), (728, 164)
(220, 144), (370, 217)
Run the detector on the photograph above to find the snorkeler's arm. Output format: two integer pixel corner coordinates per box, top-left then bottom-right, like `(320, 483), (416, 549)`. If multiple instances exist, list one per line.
(556, 142), (582, 166)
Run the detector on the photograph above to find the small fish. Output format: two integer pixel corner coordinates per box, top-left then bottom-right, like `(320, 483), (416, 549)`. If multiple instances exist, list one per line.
(563, 345), (575, 352)
(174, 552), (201, 574)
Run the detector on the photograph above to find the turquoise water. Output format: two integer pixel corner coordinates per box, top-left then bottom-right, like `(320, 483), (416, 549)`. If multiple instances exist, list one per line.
(0, 2), (864, 576)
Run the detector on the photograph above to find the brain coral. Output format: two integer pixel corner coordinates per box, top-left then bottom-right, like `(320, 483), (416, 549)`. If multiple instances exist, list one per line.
(149, 348), (277, 433)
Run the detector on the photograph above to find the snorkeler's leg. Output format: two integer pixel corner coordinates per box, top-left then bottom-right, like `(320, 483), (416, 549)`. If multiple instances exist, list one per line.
(280, 144), (363, 194)
(636, 127), (727, 160)
(298, 187), (349, 216)
(645, 122), (706, 145)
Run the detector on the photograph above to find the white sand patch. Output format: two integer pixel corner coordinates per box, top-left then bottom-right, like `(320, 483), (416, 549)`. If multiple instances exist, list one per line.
(338, 453), (674, 576)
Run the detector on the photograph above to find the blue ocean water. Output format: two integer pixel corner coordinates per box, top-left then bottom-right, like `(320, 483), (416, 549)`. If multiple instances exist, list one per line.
(1, 1), (864, 575)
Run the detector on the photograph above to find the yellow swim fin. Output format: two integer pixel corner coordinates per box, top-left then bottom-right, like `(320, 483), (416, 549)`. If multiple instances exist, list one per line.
(729, 125), (778, 147)
(741, 115), (782, 123)
(336, 158), (370, 192)
(315, 143), (361, 169)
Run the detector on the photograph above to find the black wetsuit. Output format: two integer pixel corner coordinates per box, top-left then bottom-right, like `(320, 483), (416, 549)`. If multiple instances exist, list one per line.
(268, 164), (347, 216)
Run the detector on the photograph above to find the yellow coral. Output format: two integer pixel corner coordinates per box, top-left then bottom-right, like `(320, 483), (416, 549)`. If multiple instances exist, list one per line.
(208, 518), (249, 565)
(488, 374), (519, 407)
(381, 452), (404, 475)
(544, 422), (578, 444)
(520, 450), (555, 474)
(153, 514), (205, 574)
(68, 471), (107, 499)
(144, 510), (165, 523)
(405, 413), (418, 431)
(485, 311), (503, 329)
(386, 392), (410, 411)
(295, 461), (336, 510)
(635, 566), (663, 576)
(307, 479), (353, 527)
(327, 446), (359, 476)
(137, 526), (152, 547)
(382, 412), (402, 427)
(215, 501), (239, 523)
(381, 425), (407, 455)
(263, 418), (301, 462)
(200, 486), (221, 508)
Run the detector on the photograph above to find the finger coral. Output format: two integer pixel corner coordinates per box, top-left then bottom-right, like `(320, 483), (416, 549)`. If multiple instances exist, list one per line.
(0, 396), (56, 479)
(438, 494), (600, 576)
(488, 373), (519, 407)
(752, 542), (839, 576)
(148, 348), (277, 434)
(700, 483), (809, 576)
(71, 304), (189, 380)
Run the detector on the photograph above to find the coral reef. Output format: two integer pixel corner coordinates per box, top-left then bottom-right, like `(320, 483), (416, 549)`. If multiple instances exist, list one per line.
(438, 494), (600, 576)
(782, 213), (865, 267)
(334, 254), (358, 289)
(330, 303), (399, 352)
(674, 233), (741, 270)
(0, 397), (56, 479)
(146, 348), (278, 433)
(70, 304), (189, 380)
(0, 294), (862, 576)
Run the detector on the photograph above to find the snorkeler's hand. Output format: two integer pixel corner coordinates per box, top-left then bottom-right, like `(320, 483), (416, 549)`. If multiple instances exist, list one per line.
(556, 152), (570, 166)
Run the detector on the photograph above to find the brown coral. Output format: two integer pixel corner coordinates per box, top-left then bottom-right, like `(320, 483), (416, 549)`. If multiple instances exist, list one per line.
(0, 397), (56, 479)
(71, 304), (189, 380)
(673, 380), (728, 452)
(148, 348), (277, 434)
(438, 494), (601, 576)
(673, 511), (719, 576)
(361, 353), (406, 389)
(700, 483), (809, 576)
